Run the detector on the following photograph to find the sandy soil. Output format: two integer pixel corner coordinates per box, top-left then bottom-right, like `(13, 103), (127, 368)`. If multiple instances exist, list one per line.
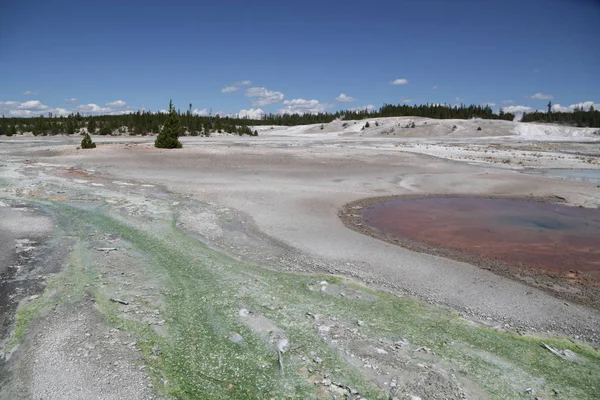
(1, 118), (599, 399)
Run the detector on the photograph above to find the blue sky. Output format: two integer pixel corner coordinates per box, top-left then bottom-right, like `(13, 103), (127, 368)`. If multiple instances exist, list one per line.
(1, 0), (598, 118)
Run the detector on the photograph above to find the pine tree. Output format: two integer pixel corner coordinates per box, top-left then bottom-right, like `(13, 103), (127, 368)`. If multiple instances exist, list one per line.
(81, 132), (96, 149)
(65, 117), (76, 135)
(155, 100), (182, 149)
(87, 118), (97, 134)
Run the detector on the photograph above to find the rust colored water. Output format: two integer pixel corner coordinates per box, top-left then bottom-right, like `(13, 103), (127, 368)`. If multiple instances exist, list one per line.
(360, 198), (600, 283)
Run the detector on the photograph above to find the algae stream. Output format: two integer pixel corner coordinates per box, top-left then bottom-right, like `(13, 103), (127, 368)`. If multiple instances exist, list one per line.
(5, 200), (600, 399)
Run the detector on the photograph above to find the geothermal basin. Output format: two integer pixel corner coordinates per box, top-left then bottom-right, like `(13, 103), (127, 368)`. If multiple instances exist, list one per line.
(355, 197), (600, 286)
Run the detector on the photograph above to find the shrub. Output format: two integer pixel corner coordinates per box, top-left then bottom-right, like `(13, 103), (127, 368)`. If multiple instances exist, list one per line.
(81, 133), (96, 149)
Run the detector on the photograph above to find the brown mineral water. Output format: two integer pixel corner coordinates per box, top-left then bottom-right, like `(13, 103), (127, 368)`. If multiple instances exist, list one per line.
(360, 198), (600, 283)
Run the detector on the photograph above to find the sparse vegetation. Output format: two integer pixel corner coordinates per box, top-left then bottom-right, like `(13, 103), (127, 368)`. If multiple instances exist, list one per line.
(2, 102), (599, 138)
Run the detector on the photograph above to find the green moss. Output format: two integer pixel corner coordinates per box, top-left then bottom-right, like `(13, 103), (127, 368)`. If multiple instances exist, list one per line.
(6, 201), (600, 399)
(3, 241), (96, 351)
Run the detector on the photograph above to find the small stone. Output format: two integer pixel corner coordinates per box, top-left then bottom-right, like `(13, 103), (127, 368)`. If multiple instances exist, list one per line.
(318, 325), (331, 333)
(228, 332), (244, 343)
(238, 308), (249, 317)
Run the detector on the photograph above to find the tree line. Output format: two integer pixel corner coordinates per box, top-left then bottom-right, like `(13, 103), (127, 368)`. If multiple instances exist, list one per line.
(520, 102), (600, 127)
(0, 104), (258, 137)
(252, 104), (516, 126)
(1, 102), (599, 136)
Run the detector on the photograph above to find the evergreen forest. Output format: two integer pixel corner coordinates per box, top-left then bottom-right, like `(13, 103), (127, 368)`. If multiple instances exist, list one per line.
(1, 102), (598, 137)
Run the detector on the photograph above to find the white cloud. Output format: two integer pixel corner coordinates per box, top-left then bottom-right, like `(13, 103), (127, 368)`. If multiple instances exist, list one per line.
(501, 105), (534, 113)
(348, 104), (376, 112)
(0, 100), (69, 117)
(8, 110), (40, 117)
(106, 100), (127, 108)
(75, 103), (135, 115)
(221, 80), (252, 93)
(336, 93), (355, 102)
(278, 99), (330, 115)
(502, 100), (514, 104)
(551, 104), (569, 112)
(455, 97), (463, 102)
(391, 78), (408, 85)
(432, 85), (439, 90)
(109, 109), (136, 115)
(483, 102), (496, 107)
(53, 108), (70, 116)
(76, 103), (110, 114)
(568, 101), (599, 111)
(192, 108), (209, 116)
(533, 69), (541, 73)
(238, 108), (265, 119)
(22, 90), (37, 95)
(528, 93), (553, 100)
(64, 97), (78, 103)
(18, 100), (49, 111)
(552, 101), (600, 113)
(245, 87), (284, 106)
